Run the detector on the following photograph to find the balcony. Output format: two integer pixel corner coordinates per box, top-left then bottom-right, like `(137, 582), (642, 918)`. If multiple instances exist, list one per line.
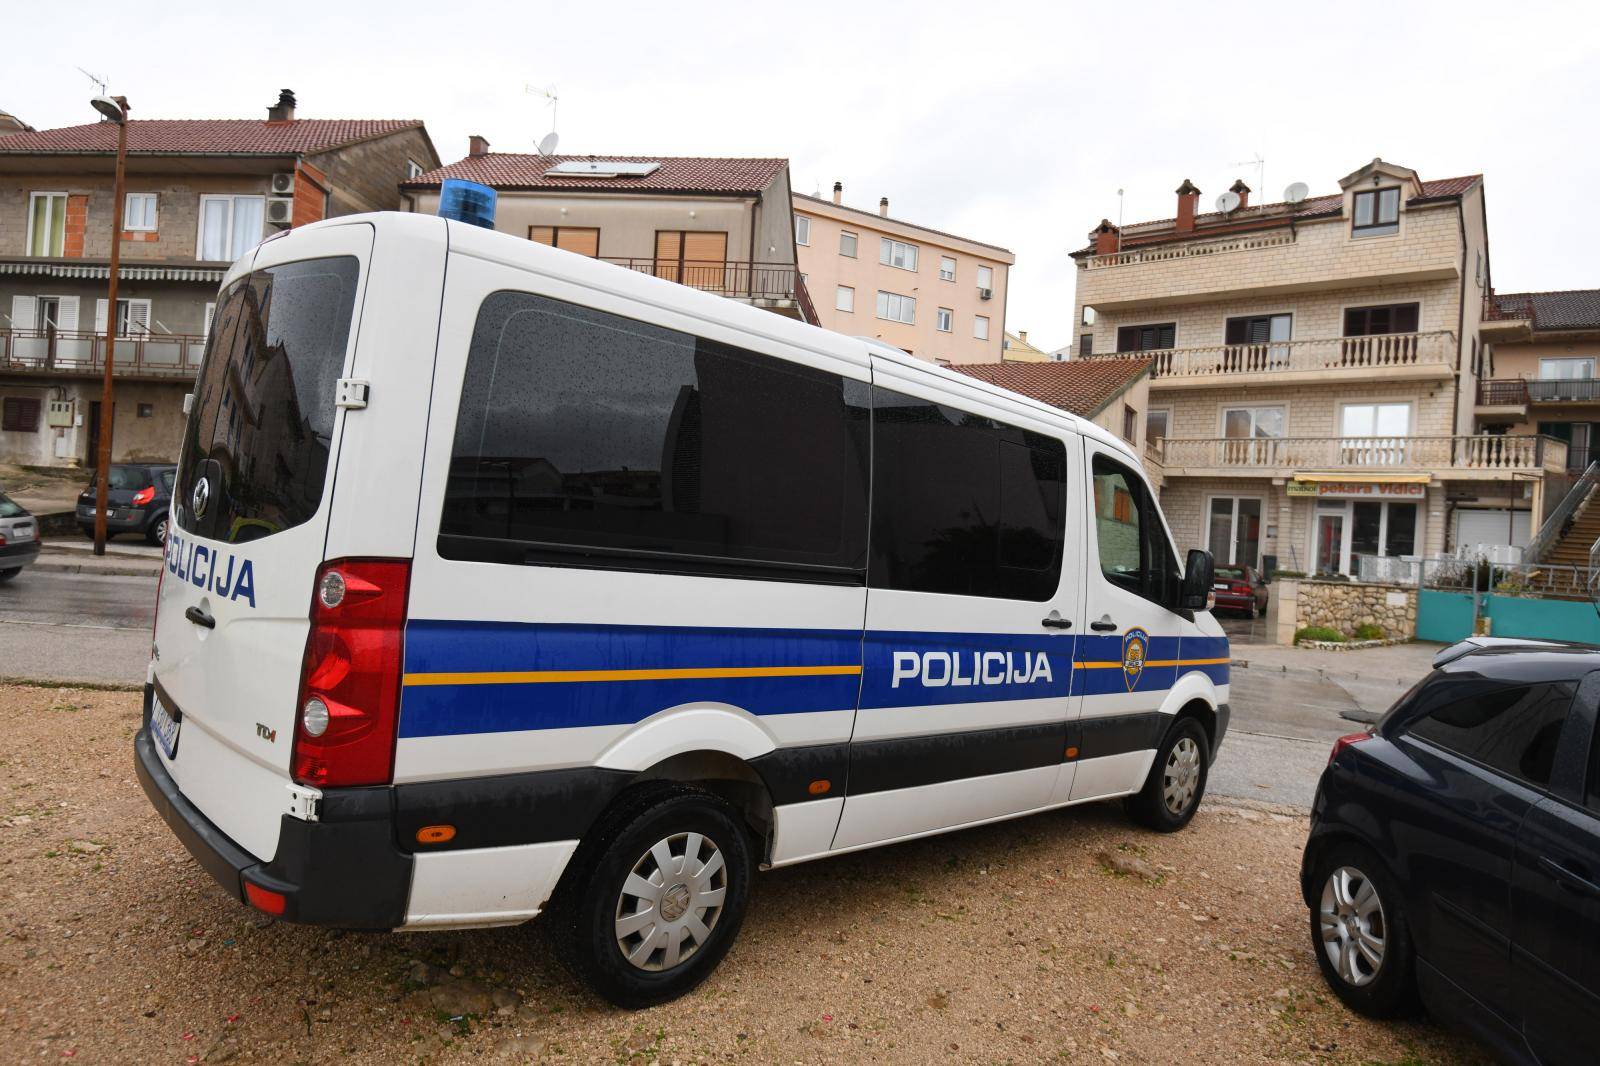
(599, 259), (814, 323)
(1476, 378), (1600, 413)
(1, 329), (204, 381)
(1085, 330), (1455, 388)
(1152, 434), (1567, 480)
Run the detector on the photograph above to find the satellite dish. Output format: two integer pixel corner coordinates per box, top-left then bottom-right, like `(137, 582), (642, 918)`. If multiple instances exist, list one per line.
(537, 132), (559, 157)
(1284, 181), (1310, 205)
(1215, 190), (1241, 214)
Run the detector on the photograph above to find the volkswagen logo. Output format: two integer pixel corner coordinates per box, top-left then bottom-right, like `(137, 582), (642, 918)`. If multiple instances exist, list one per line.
(191, 477), (211, 519)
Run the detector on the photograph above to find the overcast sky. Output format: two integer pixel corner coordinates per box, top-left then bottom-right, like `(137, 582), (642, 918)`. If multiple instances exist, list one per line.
(10, 0), (1598, 349)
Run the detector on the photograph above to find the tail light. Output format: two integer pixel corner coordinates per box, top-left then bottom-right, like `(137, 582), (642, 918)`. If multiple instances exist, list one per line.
(291, 558), (411, 787)
(132, 486), (156, 506)
(1328, 731), (1373, 766)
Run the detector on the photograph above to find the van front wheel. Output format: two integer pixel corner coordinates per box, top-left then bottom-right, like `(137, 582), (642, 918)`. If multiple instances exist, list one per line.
(1125, 717), (1210, 832)
(549, 783), (752, 1008)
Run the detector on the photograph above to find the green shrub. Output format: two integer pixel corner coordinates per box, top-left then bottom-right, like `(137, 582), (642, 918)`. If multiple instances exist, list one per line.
(1295, 625), (1346, 644)
(1353, 623), (1387, 641)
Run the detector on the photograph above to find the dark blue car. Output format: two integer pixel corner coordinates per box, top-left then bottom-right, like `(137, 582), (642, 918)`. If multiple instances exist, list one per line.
(1302, 637), (1600, 1065)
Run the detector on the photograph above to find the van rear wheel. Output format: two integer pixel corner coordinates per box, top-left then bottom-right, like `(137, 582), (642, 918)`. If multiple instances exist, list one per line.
(548, 783), (752, 1008)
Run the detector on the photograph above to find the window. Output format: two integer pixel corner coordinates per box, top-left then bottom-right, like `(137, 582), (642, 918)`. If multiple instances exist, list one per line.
(976, 265), (993, 291)
(121, 192), (158, 232)
(137, 403), (154, 418)
(1208, 497), (1262, 567)
(880, 238), (918, 271)
(795, 216), (811, 246)
(869, 387), (1066, 600)
(2, 397), (41, 432)
(528, 226), (600, 257)
(876, 291), (915, 325)
(835, 285), (854, 313)
(839, 231), (857, 258)
(1079, 334), (1094, 356)
(1344, 303), (1419, 336)
(439, 290), (871, 578)
(974, 315), (990, 341)
(1117, 322), (1176, 352)
(203, 302), (216, 335)
(405, 160), (425, 180)
(1540, 357), (1597, 380)
(1091, 454), (1178, 605)
(196, 195), (266, 261)
(1146, 408), (1170, 443)
(1407, 681), (1574, 790)
(1223, 406), (1285, 438)
(95, 298), (152, 338)
(1081, 305), (1097, 326)
(1341, 402), (1410, 437)
(1351, 500), (1417, 558)
(1122, 404), (1137, 443)
(1352, 187), (1401, 237)
(936, 307), (953, 333)
(655, 231), (728, 288)
(939, 256), (956, 281)
(27, 193), (67, 257)
(175, 256), (361, 542)
(1225, 313), (1291, 346)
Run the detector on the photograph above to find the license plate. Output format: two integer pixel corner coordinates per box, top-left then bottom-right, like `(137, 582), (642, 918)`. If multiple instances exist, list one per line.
(1213, 582), (1228, 590)
(10, 526), (31, 541)
(150, 694), (182, 760)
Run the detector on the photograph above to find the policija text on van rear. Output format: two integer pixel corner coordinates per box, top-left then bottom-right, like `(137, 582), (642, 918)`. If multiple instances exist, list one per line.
(136, 212), (1229, 1007)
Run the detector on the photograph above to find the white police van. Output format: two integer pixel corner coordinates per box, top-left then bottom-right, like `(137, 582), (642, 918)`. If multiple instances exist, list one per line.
(137, 211), (1229, 1007)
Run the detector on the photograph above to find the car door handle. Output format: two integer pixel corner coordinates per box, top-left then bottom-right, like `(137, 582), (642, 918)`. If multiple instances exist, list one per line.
(1041, 614), (1072, 630)
(1539, 855), (1600, 898)
(1090, 618), (1118, 632)
(184, 606), (215, 630)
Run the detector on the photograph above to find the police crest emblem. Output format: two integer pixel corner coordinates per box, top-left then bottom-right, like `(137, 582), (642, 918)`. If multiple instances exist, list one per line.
(1121, 628), (1149, 691)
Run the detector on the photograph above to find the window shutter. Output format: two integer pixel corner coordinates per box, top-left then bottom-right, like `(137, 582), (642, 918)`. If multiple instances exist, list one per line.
(682, 231), (727, 264)
(528, 226), (555, 246)
(10, 295), (36, 332)
(56, 296), (79, 332)
(204, 302), (215, 335)
(128, 300), (152, 335)
(555, 228), (599, 257)
(94, 299), (108, 335)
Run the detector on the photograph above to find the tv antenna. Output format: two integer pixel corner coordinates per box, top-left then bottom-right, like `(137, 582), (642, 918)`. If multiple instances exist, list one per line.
(76, 67), (110, 97)
(1230, 153), (1265, 200)
(525, 83), (560, 156)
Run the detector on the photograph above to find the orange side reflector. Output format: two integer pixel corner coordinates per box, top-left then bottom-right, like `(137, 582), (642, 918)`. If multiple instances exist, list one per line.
(807, 779), (832, 796)
(244, 881), (287, 916)
(416, 824), (457, 845)
(1064, 746), (1080, 760)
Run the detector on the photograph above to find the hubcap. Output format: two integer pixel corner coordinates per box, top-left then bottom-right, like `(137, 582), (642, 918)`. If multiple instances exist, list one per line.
(615, 832), (727, 972)
(1318, 865), (1386, 987)
(1162, 736), (1202, 815)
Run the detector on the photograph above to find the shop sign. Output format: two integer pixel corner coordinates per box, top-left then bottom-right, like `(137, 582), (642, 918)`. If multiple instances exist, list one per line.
(1288, 480), (1427, 499)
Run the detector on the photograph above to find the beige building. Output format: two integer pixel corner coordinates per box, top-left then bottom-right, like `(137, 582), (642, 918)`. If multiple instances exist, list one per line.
(1001, 330), (1049, 362)
(403, 142), (811, 323)
(794, 183), (1013, 364)
(1071, 159), (1566, 577)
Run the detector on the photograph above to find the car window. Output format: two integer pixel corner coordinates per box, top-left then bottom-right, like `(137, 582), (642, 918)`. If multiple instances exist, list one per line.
(1407, 681), (1574, 790)
(0, 493), (22, 518)
(160, 470), (176, 493)
(1091, 453), (1179, 606)
(105, 466), (147, 491)
(1215, 566), (1244, 579)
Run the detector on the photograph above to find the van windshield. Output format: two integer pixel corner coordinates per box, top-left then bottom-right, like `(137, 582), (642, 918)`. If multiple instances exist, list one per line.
(175, 256), (359, 542)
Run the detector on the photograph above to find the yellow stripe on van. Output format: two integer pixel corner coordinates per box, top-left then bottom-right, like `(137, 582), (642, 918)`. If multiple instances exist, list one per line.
(1076, 657), (1231, 670)
(403, 664), (864, 687)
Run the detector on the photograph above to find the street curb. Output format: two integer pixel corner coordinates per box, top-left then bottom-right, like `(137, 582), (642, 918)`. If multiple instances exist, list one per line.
(31, 560), (159, 578)
(0, 676), (144, 692)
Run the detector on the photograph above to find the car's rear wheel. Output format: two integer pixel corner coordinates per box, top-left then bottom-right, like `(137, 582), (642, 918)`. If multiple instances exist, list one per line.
(0, 568), (18, 583)
(1125, 716), (1209, 832)
(548, 783), (752, 1008)
(80, 525), (96, 539)
(1308, 842), (1416, 1017)
(146, 512), (169, 545)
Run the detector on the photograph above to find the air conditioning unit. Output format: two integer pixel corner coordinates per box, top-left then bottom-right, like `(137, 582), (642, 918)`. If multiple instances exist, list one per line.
(270, 172), (296, 195)
(978, 287), (993, 301)
(266, 197), (294, 227)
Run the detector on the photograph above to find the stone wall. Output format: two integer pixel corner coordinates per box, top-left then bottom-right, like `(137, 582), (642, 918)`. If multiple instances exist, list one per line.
(1293, 579), (1417, 640)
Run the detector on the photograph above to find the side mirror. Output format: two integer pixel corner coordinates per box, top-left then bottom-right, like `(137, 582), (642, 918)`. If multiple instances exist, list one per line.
(1181, 548), (1214, 611)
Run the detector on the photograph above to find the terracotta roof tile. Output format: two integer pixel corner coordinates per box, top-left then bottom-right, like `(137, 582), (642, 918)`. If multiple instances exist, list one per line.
(0, 118), (424, 156)
(1489, 289), (1600, 331)
(952, 357), (1151, 418)
(404, 154), (787, 195)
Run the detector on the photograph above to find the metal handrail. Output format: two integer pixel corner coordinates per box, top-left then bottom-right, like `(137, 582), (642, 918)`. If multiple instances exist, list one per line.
(1526, 462), (1600, 563)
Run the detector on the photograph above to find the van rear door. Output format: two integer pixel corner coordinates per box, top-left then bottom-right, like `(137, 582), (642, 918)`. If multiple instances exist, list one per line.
(151, 223), (373, 862)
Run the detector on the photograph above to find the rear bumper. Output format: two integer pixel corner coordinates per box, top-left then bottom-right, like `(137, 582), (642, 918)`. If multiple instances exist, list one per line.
(76, 505), (153, 533)
(0, 540), (40, 568)
(134, 687), (413, 929)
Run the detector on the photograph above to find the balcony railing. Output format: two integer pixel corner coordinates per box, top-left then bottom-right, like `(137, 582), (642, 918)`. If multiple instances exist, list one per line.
(1477, 378), (1600, 405)
(1084, 331), (1454, 381)
(1152, 434), (1566, 474)
(600, 258), (801, 303)
(1081, 230), (1296, 270)
(2, 328), (205, 379)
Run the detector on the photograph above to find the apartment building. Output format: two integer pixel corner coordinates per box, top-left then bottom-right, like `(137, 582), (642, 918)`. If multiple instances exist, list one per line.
(1071, 158), (1565, 577)
(402, 142), (812, 323)
(1477, 289), (1600, 468)
(794, 183), (1012, 364)
(0, 90), (438, 467)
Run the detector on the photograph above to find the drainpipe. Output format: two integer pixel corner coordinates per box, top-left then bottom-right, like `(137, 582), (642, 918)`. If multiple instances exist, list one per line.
(748, 193), (760, 299)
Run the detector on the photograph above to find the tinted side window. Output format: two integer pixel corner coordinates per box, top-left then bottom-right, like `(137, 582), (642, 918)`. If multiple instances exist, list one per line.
(868, 387), (1065, 600)
(1408, 681), (1574, 789)
(1091, 454), (1178, 605)
(440, 291), (870, 579)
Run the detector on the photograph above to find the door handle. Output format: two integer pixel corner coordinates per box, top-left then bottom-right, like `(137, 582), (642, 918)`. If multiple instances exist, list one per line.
(1539, 855), (1600, 898)
(1090, 617), (1118, 632)
(1041, 614), (1072, 630)
(184, 605), (215, 630)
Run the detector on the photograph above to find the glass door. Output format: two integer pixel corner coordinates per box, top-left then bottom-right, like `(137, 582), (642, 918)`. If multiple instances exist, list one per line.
(1207, 496), (1263, 567)
(1316, 508), (1347, 575)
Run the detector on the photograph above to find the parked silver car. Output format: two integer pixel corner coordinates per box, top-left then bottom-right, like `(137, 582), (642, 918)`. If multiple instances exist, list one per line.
(0, 491), (41, 582)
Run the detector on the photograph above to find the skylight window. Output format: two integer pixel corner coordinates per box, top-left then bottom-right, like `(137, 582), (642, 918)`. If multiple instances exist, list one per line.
(544, 161), (662, 179)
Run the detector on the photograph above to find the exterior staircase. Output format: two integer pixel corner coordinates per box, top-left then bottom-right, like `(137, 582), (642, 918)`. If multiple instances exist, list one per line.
(1545, 497), (1600, 568)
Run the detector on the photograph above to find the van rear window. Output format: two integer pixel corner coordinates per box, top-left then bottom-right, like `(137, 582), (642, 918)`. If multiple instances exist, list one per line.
(175, 256), (359, 542)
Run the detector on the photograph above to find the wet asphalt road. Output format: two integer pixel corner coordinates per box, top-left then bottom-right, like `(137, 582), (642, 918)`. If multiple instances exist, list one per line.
(0, 572), (1427, 807)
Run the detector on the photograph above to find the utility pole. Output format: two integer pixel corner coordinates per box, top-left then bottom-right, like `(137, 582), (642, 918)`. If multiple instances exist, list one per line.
(90, 94), (129, 556)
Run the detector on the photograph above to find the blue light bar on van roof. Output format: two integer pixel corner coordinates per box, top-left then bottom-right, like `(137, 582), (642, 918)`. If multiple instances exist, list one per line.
(438, 179), (497, 229)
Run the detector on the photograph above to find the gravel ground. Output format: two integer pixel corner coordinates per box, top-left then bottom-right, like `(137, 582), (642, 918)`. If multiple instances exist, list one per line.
(0, 685), (1488, 1065)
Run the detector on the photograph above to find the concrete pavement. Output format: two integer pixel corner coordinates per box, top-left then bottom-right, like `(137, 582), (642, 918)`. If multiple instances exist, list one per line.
(0, 568), (153, 685)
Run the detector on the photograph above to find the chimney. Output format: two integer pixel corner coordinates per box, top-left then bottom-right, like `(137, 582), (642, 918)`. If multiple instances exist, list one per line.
(1018, 331), (1028, 344)
(468, 134), (490, 157)
(832, 181), (842, 205)
(1229, 178), (1251, 210)
(266, 89), (296, 123)
(1091, 219), (1121, 255)
(879, 196), (889, 217)
(1175, 179), (1201, 232)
